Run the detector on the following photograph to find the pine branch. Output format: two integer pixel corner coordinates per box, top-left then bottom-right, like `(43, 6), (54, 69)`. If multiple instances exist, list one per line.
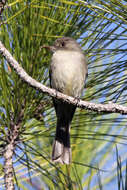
(0, 40), (127, 115)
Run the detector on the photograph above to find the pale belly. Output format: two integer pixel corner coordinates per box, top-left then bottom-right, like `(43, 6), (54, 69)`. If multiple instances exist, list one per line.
(50, 50), (87, 97)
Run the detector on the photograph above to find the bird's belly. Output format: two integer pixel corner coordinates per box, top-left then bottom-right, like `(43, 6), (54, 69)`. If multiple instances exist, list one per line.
(51, 51), (85, 97)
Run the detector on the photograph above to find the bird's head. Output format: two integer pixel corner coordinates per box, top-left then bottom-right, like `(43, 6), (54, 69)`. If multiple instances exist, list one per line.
(42, 37), (82, 53)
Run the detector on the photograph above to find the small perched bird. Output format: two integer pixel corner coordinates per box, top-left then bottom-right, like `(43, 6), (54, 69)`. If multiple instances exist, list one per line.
(43, 37), (88, 164)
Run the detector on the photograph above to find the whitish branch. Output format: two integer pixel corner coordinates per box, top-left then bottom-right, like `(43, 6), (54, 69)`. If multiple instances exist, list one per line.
(0, 40), (127, 115)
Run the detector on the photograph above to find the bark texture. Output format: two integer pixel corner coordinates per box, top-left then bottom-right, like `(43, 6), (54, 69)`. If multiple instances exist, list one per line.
(4, 124), (20, 190)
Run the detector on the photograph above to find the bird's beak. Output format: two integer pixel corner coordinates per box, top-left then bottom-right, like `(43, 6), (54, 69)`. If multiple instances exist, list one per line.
(40, 45), (56, 52)
(41, 45), (51, 49)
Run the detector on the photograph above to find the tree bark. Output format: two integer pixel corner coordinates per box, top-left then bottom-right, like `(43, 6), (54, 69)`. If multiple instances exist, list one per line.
(4, 124), (20, 190)
(4, 143), (14, 190)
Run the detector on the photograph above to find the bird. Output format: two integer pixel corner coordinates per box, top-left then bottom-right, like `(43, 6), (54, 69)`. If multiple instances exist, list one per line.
(43, 37), (88, 164)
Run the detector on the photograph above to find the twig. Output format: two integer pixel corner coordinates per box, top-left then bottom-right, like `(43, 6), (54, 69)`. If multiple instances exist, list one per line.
(0, 40), (127, 115)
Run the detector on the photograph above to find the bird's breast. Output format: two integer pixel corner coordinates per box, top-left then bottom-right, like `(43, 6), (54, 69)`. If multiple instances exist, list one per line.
(50, 50), (87, 97)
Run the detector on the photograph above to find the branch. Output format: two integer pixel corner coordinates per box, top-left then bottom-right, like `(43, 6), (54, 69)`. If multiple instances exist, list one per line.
(0, 40), (127, 115)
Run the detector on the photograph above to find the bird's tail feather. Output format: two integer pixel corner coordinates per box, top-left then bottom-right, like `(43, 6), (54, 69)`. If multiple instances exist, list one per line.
(52, 140), (71, 164)
(51, 103), (76, 164)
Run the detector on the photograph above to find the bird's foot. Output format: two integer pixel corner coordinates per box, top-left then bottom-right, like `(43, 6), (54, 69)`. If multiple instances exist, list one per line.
(74, 97), (80, 106)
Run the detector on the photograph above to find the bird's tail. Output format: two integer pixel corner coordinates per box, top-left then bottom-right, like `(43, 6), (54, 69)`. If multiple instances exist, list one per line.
(52, 121), (71, 164)
(51, 102), (76, 164)
(52, 140), (71, 164)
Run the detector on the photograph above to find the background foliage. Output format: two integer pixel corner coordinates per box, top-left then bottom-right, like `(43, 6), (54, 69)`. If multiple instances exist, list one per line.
(0, 0), (127, 189)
